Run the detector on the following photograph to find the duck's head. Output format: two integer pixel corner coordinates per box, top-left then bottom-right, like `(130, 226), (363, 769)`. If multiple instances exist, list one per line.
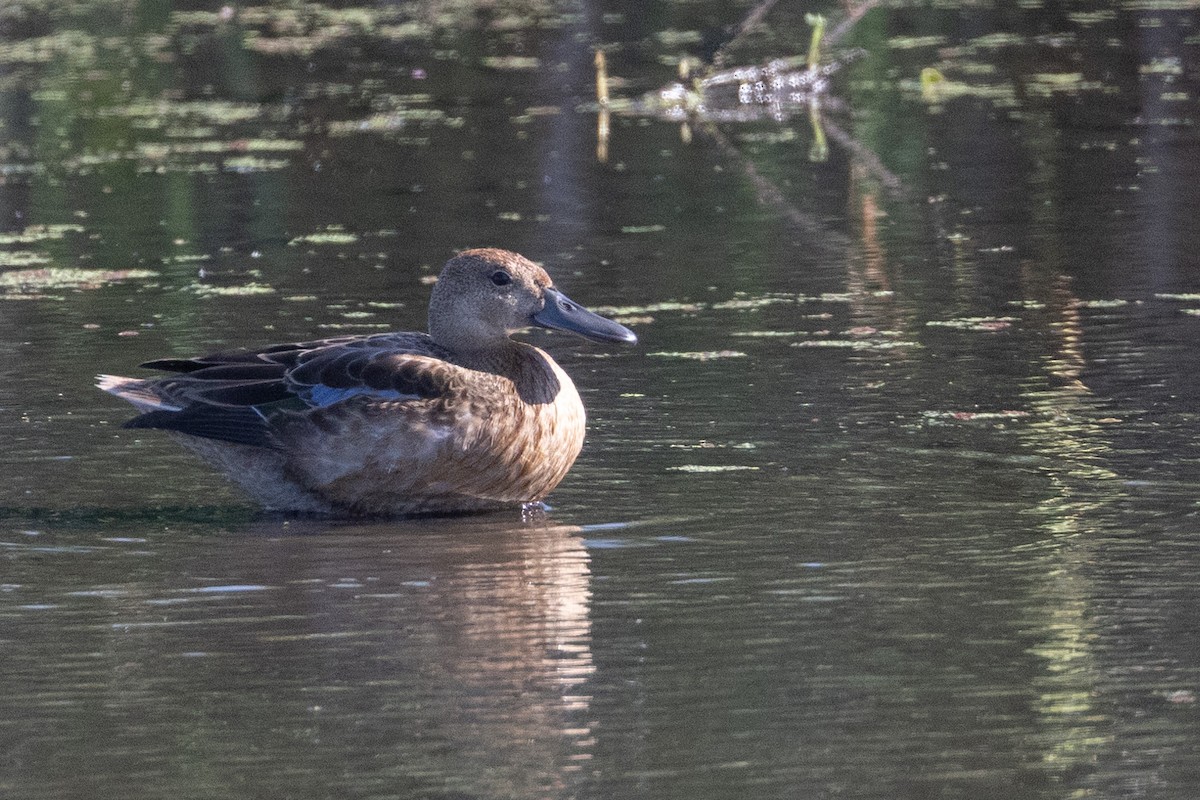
(428, 248), (637, 352)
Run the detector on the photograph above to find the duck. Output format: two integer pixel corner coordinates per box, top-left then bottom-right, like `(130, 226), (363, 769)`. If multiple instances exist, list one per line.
(97, 248), (637, 516)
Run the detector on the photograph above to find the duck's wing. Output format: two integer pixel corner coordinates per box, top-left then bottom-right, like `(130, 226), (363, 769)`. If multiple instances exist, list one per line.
(283, 335), (462, 408)
(112, 333), (464, 447)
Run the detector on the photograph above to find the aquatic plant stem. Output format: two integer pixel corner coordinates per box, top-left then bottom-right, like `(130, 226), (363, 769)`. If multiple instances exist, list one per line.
(805, 14), (827, 71)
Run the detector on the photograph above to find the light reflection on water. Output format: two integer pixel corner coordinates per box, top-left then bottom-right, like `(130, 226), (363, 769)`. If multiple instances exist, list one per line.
(2, 517), (597, 798)
(3, 0), (1200, 798)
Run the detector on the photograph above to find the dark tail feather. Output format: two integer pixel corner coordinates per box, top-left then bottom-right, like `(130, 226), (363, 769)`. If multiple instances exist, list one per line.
(123, 406), (278, 448)
(138, 358), (212, 373)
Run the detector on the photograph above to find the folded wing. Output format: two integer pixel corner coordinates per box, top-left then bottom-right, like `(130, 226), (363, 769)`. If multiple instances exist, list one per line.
(105, 333), (462, 448)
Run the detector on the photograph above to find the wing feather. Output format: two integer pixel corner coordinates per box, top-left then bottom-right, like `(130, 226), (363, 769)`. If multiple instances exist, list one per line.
(123, 406), (276, 448)
(113, 332), (464, 447)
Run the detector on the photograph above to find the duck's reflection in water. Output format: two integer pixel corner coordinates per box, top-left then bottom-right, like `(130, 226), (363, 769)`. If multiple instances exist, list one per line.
(92, 515), (597, 797)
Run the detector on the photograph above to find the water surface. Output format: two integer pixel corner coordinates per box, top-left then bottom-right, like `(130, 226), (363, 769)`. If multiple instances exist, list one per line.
(3, 1), (1200, 798)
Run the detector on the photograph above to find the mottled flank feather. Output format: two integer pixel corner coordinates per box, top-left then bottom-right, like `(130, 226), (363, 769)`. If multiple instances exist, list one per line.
(98, 248), (636, 516)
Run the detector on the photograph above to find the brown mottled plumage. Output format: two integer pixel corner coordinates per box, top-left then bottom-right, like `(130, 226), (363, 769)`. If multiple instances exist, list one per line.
(97, 249), (637, 516)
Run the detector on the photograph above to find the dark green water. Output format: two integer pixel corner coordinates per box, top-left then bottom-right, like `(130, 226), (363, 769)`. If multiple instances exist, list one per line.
(3, 1), (1200, 797)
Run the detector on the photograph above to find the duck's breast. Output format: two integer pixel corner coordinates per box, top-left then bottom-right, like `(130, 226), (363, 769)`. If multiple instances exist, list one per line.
(444, 347), (586, 501)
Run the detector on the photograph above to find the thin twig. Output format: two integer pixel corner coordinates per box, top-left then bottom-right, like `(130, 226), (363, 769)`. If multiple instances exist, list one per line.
(824, 0), (880, 49)
(712, 0), (781, 67)
(714, 0), (879, 70)
(819, 116), (908, 197)
(702, 124), (853, 256)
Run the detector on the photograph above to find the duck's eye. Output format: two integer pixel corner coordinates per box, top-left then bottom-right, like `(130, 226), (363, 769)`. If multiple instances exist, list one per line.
(490, 270), (512, 287)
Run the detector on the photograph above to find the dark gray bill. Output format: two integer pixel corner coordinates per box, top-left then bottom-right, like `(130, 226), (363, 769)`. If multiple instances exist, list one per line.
(533, 288), (637, 344)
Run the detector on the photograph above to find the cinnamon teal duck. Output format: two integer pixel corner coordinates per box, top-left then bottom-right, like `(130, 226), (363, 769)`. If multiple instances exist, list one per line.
(98, 248), (637, 516)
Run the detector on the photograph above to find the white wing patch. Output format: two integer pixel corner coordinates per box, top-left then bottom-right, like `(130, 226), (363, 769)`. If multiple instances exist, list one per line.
(300, 384), (418, 407)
